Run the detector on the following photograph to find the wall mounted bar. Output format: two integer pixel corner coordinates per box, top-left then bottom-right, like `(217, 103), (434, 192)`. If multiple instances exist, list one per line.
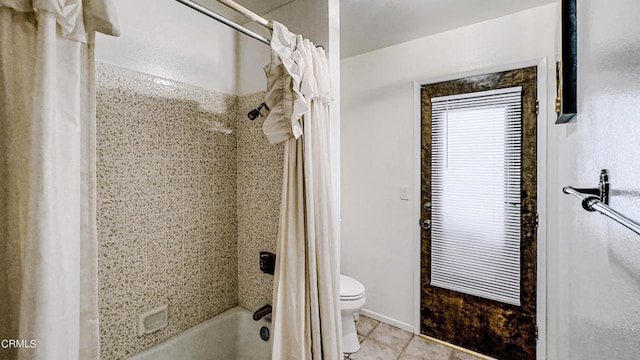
(563, 169), (640, 236)
(175, 0), (271, 45)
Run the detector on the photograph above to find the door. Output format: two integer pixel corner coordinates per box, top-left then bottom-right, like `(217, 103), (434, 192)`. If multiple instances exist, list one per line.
(420, 67), (537, 360)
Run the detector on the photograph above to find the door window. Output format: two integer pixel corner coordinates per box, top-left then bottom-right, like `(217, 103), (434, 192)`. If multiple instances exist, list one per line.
(430, 87), (523, 306)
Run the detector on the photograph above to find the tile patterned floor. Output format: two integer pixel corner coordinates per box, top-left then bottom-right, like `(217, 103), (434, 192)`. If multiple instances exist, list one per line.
(344, 315), (487, 360)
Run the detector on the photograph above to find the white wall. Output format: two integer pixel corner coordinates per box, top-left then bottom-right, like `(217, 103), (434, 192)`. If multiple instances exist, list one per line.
(548, 0), (640, 358)
(95, 0), (238, 94)
(341, 3), (557, 333)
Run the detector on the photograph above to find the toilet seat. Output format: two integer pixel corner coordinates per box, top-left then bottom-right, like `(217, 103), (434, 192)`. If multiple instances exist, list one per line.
(340, 275), (365, 301)
(341, 293), (365, 301)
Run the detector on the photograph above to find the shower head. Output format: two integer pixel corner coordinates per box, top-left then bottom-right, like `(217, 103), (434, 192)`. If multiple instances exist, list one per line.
(247, 102), (269, 120)
(247, 109), (261, 120)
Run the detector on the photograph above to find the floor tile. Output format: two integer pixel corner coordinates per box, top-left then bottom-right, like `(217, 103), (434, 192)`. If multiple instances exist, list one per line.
(398, 336), (453, 360)
(367, 322), (413, 351)
(349, 315), (487, 360)
(355, 315), (379, 337)
(350, 337), (404, 360)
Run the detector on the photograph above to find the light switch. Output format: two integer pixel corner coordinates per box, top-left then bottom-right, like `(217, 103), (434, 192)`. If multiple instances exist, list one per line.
(400, 185), (409, 201)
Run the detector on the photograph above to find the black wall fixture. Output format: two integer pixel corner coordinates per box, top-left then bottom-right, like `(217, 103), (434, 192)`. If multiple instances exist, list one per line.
(556, 0), (577, 124)
(259, 251), (276, 275)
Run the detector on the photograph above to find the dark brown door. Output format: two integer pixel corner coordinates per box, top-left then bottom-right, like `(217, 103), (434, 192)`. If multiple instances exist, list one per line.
(420, 67), (537, 360)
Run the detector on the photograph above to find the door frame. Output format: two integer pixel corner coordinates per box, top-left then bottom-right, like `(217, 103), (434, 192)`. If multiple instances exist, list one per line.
(412, 57), (549, 360)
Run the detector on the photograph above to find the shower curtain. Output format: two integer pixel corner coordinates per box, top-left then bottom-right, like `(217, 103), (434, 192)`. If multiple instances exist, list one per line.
(263, 22), (342, 360)
(0, 1), (118, 359)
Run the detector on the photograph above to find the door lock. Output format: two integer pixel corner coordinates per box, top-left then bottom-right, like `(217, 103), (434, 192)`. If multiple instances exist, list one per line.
(421, 219), (432, 230)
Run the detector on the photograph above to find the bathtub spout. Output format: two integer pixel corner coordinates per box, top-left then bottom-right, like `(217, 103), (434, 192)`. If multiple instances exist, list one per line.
(253, 304), (272, 321)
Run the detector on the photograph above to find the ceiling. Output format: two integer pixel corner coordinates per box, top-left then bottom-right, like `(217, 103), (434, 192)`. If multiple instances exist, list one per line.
(194, 0), (556, 58)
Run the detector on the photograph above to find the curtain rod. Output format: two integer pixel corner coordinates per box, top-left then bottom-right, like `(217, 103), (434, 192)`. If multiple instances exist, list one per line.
(217, 0), (273, 30)
(175, 0), (271, 45)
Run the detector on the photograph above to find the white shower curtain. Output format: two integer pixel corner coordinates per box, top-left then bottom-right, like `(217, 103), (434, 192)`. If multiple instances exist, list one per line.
(0, 1), (118, 359)
(263, 22), (342, 360)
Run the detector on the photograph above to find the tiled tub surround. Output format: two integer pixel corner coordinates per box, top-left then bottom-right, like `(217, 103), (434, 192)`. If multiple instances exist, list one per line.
(96, 64), (239, 359)
(236, 91), (284, 312)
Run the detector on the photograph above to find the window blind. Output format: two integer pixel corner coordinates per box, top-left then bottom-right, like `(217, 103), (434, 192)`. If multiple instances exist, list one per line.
(430, 86), (522, 306)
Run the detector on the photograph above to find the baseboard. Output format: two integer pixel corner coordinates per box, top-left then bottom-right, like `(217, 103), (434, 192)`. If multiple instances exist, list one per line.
(358, 308), (415, 333)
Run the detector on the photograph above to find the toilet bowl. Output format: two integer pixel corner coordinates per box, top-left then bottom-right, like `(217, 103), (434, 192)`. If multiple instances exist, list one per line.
(340, 274), (366, 353)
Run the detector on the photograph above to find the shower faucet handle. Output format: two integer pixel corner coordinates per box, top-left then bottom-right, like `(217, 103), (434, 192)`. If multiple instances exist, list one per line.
(260, 251), (276, 275)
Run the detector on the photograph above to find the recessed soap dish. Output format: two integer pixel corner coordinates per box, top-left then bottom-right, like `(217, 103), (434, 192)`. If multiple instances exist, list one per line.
(138, 304), (168, 336)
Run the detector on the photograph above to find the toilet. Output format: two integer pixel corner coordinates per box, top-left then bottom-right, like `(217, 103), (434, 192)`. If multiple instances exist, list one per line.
(340, 274), (366, 353)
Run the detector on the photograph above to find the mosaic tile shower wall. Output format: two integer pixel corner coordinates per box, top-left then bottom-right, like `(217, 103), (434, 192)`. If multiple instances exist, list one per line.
(236, 92), (284, 312)
(96, 64), (239, 359)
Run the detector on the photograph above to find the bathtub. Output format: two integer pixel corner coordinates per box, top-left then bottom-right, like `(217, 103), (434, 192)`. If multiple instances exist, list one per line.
(129, 307), (271, 360)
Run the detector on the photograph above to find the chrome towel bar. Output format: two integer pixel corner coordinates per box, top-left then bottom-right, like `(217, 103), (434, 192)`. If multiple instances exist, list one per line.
(563, 169), (640, 236)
